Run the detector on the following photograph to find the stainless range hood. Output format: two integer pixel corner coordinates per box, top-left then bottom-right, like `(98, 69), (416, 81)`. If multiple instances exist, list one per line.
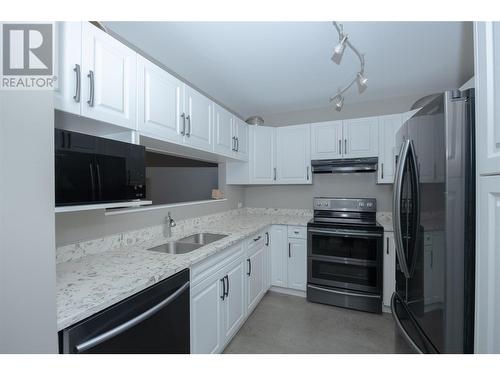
(311, 157), (378, 174)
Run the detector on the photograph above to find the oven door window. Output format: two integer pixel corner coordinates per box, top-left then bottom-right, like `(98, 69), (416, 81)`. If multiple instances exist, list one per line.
(309, 231), (379, 262)
(309, 258), (380, 293)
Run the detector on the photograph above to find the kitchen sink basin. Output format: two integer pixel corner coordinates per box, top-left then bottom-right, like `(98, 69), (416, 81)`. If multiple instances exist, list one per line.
(148, 241), (203, 255)
(178, 232), (227, 245)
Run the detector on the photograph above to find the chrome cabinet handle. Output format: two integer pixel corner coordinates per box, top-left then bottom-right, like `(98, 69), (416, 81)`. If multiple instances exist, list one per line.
(306, 166), (310, 180)
(265, 232), (269, 246)
(339, 139), (341, 154)
(381, 163), (384, 179)
(273, 167), (277, 181)
(73, 64), (81, 103)
(288, 242), (291, 258)
(180, 113), (186, 135)
(386, 237), (389, 255)
(186, 115), (191, 137)
(75, 281), (189, 353)
(247, 259), (251, 276)
(87, 70), (94, 107)
(344, 139), (347, 154)
(220, 277), (226, 300)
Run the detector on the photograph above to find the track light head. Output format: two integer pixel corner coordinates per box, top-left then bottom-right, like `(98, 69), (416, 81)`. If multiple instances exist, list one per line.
(357, 71), (368, 93)
(331, 34), (348, 65)
(334, 95), (344, 111)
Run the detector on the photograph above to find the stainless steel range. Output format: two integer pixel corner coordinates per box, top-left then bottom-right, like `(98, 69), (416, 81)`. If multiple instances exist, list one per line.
(307, 197), (383, 314)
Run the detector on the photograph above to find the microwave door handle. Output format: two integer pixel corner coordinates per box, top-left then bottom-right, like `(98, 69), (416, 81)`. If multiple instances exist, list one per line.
(89, 163), (96, 201)
(393, 139), (411, 279)
(96, 163), (102, 200)
(75, 281), (189, 353)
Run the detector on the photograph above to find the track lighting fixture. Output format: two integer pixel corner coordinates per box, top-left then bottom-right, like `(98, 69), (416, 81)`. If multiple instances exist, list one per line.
(331, 34), (348, 65)
(329, 22), (367, 111)
(334, 95), (344, 111)
(357, 71), (368, 93)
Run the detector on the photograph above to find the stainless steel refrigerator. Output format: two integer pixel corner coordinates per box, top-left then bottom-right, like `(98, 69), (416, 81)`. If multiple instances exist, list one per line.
(391, 89), (475, 353)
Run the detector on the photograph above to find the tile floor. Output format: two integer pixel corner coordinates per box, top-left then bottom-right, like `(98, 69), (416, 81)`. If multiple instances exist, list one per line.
(224, 291), (413, 354)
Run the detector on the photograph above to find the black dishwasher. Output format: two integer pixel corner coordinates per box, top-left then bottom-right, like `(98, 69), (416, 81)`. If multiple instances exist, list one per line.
(59, 269), (190, 354)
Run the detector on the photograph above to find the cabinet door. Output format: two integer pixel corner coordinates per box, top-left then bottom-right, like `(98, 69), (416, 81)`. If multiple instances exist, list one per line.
(475, 22), (500, 175)
(191, 275), (224, 354)
(221, 257), (246, 344)
(184, 86), (213, 151)
(276, 124), (311, 184)
(270, 225), (287, 287)
(81, 22), (137, 129)
(310, 121), (343, 160)
(54, 22), (82, 115)
(250, 126), (276, 184)
(213, 104), (234, 156)
(475, 175), (500, 353)
(287, 238), (307, 291)
(234, 117), (249, 160)
(343, 117), (379, 158)
(378, 114), (402, 184)
(382, 232), (396, 307)
(247, 246), (265, 312)
(137, 56), (183, 144)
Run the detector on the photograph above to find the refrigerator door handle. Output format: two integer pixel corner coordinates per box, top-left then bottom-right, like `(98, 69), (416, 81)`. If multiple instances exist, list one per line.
(393, 139), (411, 279)
(407, 140), (421, 278)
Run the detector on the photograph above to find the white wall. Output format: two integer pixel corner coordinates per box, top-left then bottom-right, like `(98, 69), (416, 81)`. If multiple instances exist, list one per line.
(0, 91), (57, 353)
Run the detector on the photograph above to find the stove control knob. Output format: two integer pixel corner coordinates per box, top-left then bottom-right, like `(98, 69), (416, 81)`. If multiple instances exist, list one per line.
(359, 202), (365, 208)
(367, 202), (373, 208)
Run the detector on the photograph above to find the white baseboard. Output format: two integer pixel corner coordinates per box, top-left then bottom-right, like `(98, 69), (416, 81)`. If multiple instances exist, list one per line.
(269, 286), (306, 298)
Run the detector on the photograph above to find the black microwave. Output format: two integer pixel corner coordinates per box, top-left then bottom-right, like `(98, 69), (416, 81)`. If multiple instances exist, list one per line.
(55, 129), (146, 206)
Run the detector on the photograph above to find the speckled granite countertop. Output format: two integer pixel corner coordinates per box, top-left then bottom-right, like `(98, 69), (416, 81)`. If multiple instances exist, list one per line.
(56, 209), (312, 331)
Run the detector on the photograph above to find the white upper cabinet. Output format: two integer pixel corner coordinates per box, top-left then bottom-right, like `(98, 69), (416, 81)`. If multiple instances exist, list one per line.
(276, 124), (312, 184)
(234, 117), (249, 160)
(475, 22), (500, 175)
(137, 56), (183, 144)
(343, 117), (379, 158)
(377, 114), (402, 184)
(183, 86), (213, 152)
(249, 126), (276, 184)
(310, 121), (343, 159)
(54, 22), (82, 115)
(81, 22), (137, 130)
(213, 104), (234, 156)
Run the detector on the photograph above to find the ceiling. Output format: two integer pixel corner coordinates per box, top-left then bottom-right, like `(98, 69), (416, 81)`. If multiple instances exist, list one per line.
(104, 22), (474, 119)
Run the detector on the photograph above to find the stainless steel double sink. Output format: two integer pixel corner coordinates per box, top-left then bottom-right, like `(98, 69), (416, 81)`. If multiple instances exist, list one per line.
(148, 233), (227, 255)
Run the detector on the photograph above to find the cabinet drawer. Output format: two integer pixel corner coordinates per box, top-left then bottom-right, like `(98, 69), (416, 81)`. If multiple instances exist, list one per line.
(288, 226), (307, 239)
(191, 243), (244, 285)
(247, 231), (266, 251)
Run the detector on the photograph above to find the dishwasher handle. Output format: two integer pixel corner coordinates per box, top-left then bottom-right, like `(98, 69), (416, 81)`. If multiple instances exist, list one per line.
(75, 281), (189, 353)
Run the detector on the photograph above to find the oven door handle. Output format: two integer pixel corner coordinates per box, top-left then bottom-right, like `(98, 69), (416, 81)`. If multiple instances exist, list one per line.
(308, 228), (382, 238)
(308, 284), (381, 299)
(74, 281), (189, 353)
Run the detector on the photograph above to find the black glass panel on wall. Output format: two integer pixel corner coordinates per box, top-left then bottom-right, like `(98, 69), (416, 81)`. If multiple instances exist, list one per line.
(145, 151), (219, 205)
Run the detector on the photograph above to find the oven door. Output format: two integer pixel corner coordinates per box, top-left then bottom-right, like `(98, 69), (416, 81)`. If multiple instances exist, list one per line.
(307, 227), (383, 293)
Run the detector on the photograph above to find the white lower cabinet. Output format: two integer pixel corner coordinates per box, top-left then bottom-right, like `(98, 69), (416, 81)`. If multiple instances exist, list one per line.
(246, 243), (266, 313)
(190, 232), (270, 353)
(382, 232), (396, 307)
(270, 225), (307, 292)
(191, 273), (223, 354)
(221, 257), (247, 343)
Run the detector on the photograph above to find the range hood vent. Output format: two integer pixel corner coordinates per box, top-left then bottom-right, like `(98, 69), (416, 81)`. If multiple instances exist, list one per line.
(311, 157), (378, 174)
